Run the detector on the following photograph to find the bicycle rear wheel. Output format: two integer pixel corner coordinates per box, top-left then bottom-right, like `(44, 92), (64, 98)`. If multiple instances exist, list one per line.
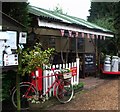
(56, 79), (74, 103)
(12, 84), (37, 110)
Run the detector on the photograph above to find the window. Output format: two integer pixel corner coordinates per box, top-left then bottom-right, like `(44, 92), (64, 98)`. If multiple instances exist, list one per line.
(49, 37), (55, 48)
(71, 38), (84, 52)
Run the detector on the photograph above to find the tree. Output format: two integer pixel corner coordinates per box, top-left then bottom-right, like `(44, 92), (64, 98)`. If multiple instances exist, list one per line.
(87, 2), (120, 55)
(21, 43), (55, 76)
(2, 2), (30, 28)
(87, 2), (116, 32)
(88, 2), (116, 22)
(113, 2), (120, 56)
(53, 4), (67, 14)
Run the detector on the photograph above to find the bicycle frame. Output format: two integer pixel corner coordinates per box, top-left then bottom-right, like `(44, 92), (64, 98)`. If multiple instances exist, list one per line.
(38, 71), (62, 96)
(26, 70), (62, 98)
(42, 74), (61, 96)
(11, 69), (74, 110)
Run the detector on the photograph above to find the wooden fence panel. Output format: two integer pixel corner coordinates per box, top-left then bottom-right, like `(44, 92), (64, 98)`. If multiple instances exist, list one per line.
(42, 59), (79, 99)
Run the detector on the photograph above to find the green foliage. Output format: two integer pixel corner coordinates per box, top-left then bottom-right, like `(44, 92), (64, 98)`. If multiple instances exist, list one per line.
(60, 68), (71, 74)
(93, 17), (115, 32)
(2, 2), (30, 28)
(88, 2), (116, 32)
(113, 2), (120, 56)
(73, 82), (84, 90)
(21, 43), (55, 75)
(2, 71), (16, 101)
(88, 2), (116, 22)
(88, 2), (120, 55)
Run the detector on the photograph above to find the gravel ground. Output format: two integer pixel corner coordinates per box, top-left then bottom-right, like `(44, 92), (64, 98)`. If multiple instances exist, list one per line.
(44, 78), (119, 110)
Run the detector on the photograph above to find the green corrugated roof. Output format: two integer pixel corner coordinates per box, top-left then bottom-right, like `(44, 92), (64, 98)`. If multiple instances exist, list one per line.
(28, 5), (113, 33)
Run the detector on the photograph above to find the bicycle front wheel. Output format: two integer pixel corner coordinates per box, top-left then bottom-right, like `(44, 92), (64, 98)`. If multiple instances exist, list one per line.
(12, 84), (37, 110)
(56, 79), (74, 103)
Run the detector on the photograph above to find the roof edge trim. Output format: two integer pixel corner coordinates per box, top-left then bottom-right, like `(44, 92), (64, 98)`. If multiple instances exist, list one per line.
(38, 19), (114, 37)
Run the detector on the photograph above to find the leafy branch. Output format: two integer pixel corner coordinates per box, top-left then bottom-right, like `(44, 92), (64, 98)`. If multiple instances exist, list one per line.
(21, 43), (55, 76)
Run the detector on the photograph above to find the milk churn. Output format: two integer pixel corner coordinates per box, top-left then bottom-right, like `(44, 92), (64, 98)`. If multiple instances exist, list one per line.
(111, 56), (119, 72)
(104, 55), (111, 71)
(119, 58), (120, 71)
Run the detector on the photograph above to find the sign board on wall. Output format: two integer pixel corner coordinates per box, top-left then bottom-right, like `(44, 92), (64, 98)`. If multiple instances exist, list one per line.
(6, 31), (17, 49)
(83, 53), (96, 73)
(4, 54), (18, 66)
(0, 31), (27, 67)
(19, 32), (27, 44)
(70, 67), (77, 76)
(0, 31), (17, 49)
(0, 32), (9, 40)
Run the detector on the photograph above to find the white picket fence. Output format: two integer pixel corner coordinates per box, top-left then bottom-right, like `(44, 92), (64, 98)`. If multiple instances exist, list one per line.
(42, 58), (80, 99)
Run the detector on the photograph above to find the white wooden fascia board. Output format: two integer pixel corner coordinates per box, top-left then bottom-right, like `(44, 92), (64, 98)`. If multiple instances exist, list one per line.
(38, 19), (114, 37)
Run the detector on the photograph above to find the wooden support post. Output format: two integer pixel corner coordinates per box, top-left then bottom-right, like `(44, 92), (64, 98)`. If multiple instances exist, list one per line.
(16, 46), (22, 110)
(76, 37), (78, 58)
(98, 36), (101, 76)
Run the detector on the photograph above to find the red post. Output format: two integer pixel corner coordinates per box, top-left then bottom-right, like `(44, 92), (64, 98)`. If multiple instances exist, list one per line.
(31, 68), (43, 91)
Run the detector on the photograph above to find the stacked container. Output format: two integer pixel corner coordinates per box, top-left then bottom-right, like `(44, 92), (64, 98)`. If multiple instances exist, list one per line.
(104, 55), (111, 71)
(111, 56), (119, 72)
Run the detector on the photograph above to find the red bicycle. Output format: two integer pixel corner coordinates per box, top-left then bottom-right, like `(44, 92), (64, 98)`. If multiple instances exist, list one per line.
(11, 68), (74, 110)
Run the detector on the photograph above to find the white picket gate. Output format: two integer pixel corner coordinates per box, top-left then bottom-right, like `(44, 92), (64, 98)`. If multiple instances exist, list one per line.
(42, 58), (80, 99)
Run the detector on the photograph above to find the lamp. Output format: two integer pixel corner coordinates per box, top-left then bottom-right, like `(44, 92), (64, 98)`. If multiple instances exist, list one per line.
(27, 28), (37, 48)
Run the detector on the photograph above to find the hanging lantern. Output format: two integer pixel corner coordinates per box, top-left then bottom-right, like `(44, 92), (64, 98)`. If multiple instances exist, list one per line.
(27, 28), (37, 48)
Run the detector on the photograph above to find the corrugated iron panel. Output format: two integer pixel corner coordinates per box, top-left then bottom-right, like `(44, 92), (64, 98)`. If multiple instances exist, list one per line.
(28, 5), (113, 35)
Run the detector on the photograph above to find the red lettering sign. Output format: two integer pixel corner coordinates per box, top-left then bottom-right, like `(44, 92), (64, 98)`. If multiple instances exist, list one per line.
(70, 67), (77, 76)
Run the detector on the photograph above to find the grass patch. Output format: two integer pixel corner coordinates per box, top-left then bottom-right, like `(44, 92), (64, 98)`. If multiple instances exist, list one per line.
(73, 82), (84, 93)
